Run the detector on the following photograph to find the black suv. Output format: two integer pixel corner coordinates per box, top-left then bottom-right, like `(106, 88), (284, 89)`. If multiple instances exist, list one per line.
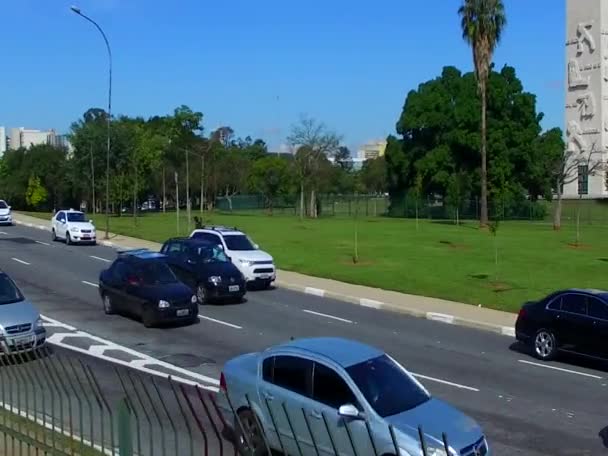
(98, 249), (198, 327)
(160, 238), (246, 304)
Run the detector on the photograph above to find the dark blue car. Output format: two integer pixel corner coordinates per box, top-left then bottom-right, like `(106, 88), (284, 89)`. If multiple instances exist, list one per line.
(98, 249), (198, 328)
(160, 238), (247, 304)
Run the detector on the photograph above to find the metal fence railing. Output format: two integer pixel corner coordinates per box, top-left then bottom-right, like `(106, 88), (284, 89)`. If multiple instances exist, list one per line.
(0, 347), (475, 456)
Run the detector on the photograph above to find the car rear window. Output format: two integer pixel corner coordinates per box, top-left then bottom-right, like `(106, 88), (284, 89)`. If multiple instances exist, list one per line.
(137, 261), (178, 285)
(346, 355), (430, 418)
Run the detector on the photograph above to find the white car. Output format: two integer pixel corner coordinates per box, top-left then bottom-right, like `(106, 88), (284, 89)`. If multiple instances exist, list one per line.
(51, 209), (97, 245)
(190, 226), (276, 288)
(0, 200), (12, 225)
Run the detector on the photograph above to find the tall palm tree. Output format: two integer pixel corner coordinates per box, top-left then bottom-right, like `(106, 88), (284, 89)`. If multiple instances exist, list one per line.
(459, 0), (506, 227)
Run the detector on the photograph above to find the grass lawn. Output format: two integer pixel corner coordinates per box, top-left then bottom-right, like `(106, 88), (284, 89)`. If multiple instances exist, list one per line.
(21, 210), (608, 313)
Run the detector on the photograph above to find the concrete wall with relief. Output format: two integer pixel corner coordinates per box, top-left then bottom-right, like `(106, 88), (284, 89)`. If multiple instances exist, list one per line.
(564, 0), (607, 198)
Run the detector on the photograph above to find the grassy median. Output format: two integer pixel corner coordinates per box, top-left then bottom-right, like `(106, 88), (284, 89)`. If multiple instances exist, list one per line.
(21, 210), (608, 313)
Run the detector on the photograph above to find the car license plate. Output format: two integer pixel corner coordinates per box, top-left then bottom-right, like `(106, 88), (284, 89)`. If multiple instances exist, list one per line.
(259, 274), (270, 279)
(229, 285), (240, 292)
(176, 309), (190, 317)
(12, 336), (31, 346)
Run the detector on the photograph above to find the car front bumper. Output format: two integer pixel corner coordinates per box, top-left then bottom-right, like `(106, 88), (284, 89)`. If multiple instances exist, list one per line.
(238, 264), (276, 283)
(0, 329), (47, 354)
(0, 215), (12, 225)
(152, 305), (198, 322)
(70, 233), (97, 243)
(206, 282), (247, 300)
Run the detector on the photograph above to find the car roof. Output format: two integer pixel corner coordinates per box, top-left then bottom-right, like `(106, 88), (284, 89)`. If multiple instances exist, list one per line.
(191, 227), (244, 236)
(272, 337), (384, 368)
(562, 288), (608, 300)
(58, 209), (84, 214)
(118, 249), (167, 261)
(166, 237), (213, 245)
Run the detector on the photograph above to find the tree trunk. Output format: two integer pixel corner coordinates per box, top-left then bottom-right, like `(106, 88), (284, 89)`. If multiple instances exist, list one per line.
(310, 188), (316, 218)
(300, 183), (305, 220)
(90, 145), (96, 214)
(456, 207), (459, 226)
(162, 166), (166, 213)
(576, 196), (581, 246)
(200, 154), (204, 214)
(479, 82), (489, 227)
(553, 180), (563, 231)
(175, 172), (180, 235)
(415, 199), (419, 231)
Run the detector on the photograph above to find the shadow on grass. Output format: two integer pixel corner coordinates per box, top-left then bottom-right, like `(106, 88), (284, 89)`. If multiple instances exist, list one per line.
(430, 220), (478, 230)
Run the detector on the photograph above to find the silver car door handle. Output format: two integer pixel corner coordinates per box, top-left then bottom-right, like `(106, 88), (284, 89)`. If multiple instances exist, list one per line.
(310, 410), (322, 420)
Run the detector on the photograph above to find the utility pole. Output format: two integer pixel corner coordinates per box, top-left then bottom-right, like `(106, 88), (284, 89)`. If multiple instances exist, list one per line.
(90, 144), (95, 213)
(185, 149), (191, 231)
(200, 152), (205, 215)
(175, 171), (179, 235)
(162, 166), (166, 213)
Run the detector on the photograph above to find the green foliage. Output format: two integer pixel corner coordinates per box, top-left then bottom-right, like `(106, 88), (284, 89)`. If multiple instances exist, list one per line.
(249, 156), (293, 212)
(387, 65), (553, 217)
(361, 156), (387, 194)
(25, 176), (48, 208)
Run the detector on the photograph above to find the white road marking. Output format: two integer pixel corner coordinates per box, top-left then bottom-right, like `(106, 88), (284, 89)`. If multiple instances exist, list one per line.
(0, 231), (7, 235)
(90, 255), (111, 263)
(35, 240), (51, 246)
(304, 287), (325, 297)
(360, 298), (383, 309)
(81, 280), (99, 288)
(518, 359), (603, 379)
(40, 315), (76, 331)
(47, 329), (219, 391)
(11, 257), (30, 265)
(198, 314), (242, 329)
(302, 309), (353, 324)
(426, 312), (455, 324)
(501, 326), (516, 337)
(411, 372), (480, 392)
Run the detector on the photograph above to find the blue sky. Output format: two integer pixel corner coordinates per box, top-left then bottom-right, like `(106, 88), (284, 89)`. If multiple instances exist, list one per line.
(2, 0), (564, 152)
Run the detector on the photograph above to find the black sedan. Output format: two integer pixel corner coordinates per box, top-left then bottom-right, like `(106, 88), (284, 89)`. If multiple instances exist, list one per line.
(515, 288), (608, 361)
(160, 238), (246, 304)
(99, 249), (198, 328)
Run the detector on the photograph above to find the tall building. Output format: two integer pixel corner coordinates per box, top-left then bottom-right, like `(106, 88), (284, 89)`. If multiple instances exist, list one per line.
(0, 127), (6, 156)
(7, 127), (65, 150)
(563, 0), (607, 198)
(358, 140), (387, 161)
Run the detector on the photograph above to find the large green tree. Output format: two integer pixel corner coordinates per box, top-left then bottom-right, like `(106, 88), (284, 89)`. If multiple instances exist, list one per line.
(459, 0), (506, 226)
(249, 156), (293, 214)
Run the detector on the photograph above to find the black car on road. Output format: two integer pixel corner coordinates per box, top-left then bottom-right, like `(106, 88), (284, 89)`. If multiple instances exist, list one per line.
(516, 288), (608, 361)
(99, 249), (198, 327)
(160, 238), (246, 304)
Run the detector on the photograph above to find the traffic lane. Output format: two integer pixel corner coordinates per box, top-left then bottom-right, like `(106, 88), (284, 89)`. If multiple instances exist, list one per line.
(3, 225), (607, 453)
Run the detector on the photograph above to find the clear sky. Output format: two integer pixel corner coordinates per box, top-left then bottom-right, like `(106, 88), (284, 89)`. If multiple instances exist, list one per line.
(2, 0), (564, 152)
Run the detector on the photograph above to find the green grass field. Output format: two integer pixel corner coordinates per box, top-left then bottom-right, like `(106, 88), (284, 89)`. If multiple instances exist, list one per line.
(22, 210), (608, 313)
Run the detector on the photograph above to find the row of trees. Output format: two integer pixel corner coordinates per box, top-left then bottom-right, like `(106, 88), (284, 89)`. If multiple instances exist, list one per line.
(0, 107), (387, 220)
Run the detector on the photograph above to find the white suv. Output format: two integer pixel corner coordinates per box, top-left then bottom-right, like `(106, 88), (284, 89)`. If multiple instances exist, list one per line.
(190, 226), (276, 288)
(0, 200), (12, 225)
(51, 209), (97, 245)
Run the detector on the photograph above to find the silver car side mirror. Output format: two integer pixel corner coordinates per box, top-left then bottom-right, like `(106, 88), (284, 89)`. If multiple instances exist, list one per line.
(338, 404), (362, 420)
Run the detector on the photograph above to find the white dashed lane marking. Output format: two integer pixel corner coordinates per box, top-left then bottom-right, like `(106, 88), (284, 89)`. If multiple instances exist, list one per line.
(35, 240), (51, 246)
(198, 315), (242, 329)
(411, 372), (480, 392)
(11, 258), (30, 265)
(302, 309), (353, 324)
(81, 281), (99, 288)
(518, 360), (603, 379)
(90, 256), (111, 263)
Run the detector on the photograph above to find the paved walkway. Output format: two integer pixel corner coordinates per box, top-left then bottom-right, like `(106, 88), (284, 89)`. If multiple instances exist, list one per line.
(12, 213), (517, 336)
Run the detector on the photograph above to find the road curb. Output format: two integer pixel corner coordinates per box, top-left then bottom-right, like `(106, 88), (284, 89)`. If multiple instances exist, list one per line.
(275, 280), (516, 338)
(14, 216), (516, 339)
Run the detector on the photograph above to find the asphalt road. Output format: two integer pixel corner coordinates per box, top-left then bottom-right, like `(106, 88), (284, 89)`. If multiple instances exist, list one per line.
(1, 223), (607, 455)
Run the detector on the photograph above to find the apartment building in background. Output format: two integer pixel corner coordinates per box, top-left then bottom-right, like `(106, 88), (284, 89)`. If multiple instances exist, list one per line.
(358, 139), (387, 161)
(6, 127), (72, 153)
(0, 127), (6, 156)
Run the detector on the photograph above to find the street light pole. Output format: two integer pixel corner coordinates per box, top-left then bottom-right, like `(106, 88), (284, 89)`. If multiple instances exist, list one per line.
(70, 5), (112, 240)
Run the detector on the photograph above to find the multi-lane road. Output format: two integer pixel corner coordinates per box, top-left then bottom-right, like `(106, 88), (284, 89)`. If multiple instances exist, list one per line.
(1, 222), (607, 455)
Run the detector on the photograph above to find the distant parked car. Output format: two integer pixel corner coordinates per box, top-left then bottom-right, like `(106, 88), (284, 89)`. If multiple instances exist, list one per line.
(516, 288), (608, 361)
(0, 271), (46, 354)
(218, 337), (489, 456)
(98, 249), (198, 328)
(160, 237), (246, 304)
(51, 209), (96, 245)
(0, 200), (12, 226)
(190, 226), (276, 289)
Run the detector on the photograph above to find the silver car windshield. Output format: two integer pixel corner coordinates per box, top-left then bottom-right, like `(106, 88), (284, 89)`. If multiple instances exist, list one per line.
(0, 275), (24, 305)
(346, 354), (430, 418)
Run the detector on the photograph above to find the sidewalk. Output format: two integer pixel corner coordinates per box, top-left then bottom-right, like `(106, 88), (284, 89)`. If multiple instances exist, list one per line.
(13, 213), (517, 337)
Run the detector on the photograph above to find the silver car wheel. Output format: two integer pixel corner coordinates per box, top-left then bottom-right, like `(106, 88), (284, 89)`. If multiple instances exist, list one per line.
(535, 330), (554, 359)
(104, 295), (113, 314)
(196, 284), (206, 304)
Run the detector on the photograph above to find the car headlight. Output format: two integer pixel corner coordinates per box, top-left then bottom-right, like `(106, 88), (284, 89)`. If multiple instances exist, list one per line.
(208, 276), (222, 285)
(238, 259), (252, 267)
(190, 295), (197, 304)
(158, 300), (170, 309)
(35, 317), (44, 329)
(70, 227), (80, 232)
(427, 447), (450, 456)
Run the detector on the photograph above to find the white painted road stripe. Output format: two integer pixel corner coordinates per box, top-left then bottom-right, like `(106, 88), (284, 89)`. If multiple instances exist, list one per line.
(426, 312), (455, 324)
(0, 231), (7, 235)
(412, 372), (480, 392)
(40, 315), (77, 331)
(518, 360), (603, 379)
(35, 240), (51, 246)
(90, 255), (111, 263)
(11, 258), (30, 265)
(360, 298), (383, 309)
(501, 326), (516, 337)
(81, 280), (99, 288)
(302, 309), (353, 324)
(304, 287), (325, 297)
(198, 315), (242, 329)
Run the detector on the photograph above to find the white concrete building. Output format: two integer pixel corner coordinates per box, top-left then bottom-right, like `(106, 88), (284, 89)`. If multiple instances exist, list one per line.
(0, 127), (6, 156)
(563, 0), (608, 198)
(8, 127), (59, 150)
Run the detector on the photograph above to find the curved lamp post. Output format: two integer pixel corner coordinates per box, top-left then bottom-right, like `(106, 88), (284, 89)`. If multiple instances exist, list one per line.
(70, 5), (112, 239)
